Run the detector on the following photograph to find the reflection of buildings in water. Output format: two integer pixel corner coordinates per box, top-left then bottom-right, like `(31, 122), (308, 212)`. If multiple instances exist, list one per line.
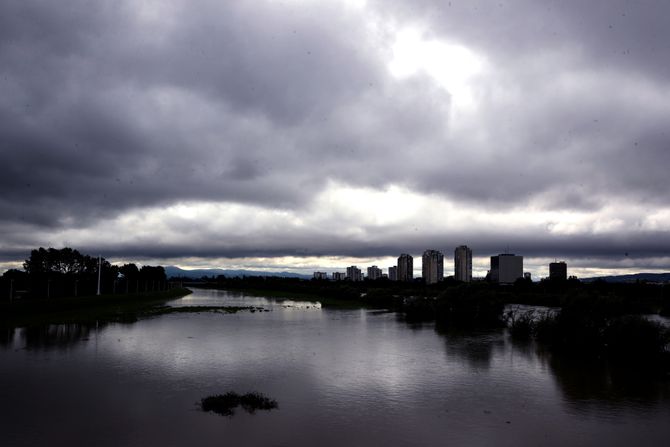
(435, 326), (506, 371)
(1, 326), (16, 347)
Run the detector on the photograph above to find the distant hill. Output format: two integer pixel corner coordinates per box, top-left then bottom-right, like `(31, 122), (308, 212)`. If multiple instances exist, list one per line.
(165, 266), (311, 280)
(581, 272), (670, 283)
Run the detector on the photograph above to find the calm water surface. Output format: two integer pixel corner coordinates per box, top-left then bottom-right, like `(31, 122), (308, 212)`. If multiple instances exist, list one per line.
(1, 288), (669, 446)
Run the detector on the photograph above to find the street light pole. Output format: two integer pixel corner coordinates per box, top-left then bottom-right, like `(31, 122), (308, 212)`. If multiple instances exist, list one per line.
(97, 255), (101, 296)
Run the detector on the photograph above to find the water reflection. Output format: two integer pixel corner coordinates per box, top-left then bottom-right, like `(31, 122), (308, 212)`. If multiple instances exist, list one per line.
(0, 326), (14, 347)
(435, 325), (505, 371)
(545, 351), (670, 412)
(1, 323), (108, 350)
(0, 289), (669, 447)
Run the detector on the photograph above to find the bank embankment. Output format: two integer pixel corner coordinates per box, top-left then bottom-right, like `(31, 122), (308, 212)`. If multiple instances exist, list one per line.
(1, 287), (193, 327)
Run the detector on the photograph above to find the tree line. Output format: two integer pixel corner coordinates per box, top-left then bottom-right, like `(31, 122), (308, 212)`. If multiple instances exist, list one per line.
(1, 247), (167, 300)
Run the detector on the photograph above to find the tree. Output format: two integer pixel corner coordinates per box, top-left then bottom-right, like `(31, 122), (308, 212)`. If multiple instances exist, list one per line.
(119, 263), (140, 280)
(23, 247), (93, 276)
(139, 266), (166, 282)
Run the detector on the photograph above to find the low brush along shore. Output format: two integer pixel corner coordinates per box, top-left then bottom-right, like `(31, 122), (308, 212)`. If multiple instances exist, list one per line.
(1, 287), (193, 327)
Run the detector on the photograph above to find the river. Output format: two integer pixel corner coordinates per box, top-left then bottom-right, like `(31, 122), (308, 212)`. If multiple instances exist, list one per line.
(1, 288), (669, 446)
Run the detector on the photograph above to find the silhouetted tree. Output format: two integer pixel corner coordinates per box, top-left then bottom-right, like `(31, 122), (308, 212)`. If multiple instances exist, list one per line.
(119, 263), (140, 280)
(139, 266), (166, 282)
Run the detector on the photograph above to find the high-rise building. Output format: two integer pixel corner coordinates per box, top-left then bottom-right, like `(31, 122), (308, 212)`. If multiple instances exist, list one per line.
(332, 272), (346, 281)
(388, 266), (398, 281)
(490, 254), (523, 284)
(397, 254), (413, 282)
(549, 262), (567, 281)
(313, 271), (328, 280)
(454, 245), (472, 282)
(422, 250), (444, 284)
(367, 265), (382, 280)
(346, 266), (363, 282)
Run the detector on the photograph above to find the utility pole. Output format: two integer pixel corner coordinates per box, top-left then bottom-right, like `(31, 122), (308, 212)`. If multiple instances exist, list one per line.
(97, 255), (101, 296)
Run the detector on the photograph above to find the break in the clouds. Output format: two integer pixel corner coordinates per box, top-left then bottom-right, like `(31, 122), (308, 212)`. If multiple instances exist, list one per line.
(1, 0), (669, 276)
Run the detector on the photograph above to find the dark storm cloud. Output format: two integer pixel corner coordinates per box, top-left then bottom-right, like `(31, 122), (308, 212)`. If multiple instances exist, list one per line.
(1, 0), (669, 265)
(0, 0), (389, 226)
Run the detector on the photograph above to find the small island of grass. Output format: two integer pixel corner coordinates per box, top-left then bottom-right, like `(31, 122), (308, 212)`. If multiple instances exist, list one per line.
(200, 392), (278, 416)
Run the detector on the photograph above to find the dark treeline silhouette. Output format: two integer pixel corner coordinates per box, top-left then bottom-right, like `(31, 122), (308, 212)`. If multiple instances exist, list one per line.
(1, 247), (168, 300)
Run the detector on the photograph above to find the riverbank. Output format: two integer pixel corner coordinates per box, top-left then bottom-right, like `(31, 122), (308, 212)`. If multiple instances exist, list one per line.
(1, 287), (193, 327)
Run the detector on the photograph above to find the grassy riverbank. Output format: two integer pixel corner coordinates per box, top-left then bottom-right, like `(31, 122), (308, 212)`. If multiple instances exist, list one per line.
(1, 287), (193, 327)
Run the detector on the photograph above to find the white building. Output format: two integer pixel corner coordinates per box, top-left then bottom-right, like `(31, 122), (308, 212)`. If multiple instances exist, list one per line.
(346, 266), (363, 282)
(367, 265), (382, 280)
(454, 245), (473, 282)
(388, 266), (398, 281)
(312, 271), (328, 280)
(490, 254), (523, 284)
(332, 272), (346, 281)
(422, 250), (444, 284)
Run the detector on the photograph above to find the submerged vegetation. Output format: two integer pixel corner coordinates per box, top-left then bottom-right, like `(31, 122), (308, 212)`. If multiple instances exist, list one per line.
(144, 305), (268, 317)
(200, 392), (278, 416)
(505, 302), (670, 367)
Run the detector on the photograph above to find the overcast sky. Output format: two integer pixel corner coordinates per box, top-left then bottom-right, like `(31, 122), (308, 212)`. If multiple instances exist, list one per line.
(1, 0), (669, 277)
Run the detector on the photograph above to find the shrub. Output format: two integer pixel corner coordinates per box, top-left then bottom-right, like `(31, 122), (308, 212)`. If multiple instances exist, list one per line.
(200, 392), (278, 416)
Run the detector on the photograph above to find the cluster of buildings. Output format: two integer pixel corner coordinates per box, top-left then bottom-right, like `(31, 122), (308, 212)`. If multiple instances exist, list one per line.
(313, 246), (569, 284)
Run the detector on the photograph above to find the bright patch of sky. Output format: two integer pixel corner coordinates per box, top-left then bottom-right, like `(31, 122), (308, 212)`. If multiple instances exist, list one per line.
(389, 27), (486, 112)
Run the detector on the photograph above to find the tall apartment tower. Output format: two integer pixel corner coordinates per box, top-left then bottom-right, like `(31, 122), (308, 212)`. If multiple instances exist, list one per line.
(422, 250), (444, 284)
(454, 245), (473, 282)
(367, 265), (382, 280)
(549, 262), (567, 281)
(346, 266), (363, 282)
(388, 266), (398, 281)
(397, 254), (414, 282)
(490, 254), (523, 284)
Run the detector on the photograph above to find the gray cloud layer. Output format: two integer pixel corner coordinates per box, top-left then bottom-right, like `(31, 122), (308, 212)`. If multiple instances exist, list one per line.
(1, 0), (669, 267)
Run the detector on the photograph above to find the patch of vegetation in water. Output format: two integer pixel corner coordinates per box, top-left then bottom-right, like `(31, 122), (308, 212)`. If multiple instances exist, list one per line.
(504, 308), (538, 340)
(200, 392), (278, 416)
(143, 305), (268, 317)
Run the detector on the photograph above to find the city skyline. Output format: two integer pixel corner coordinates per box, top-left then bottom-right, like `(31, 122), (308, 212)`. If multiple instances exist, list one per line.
(311, 246), (564, 283)
(1, 1), (669, 278)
